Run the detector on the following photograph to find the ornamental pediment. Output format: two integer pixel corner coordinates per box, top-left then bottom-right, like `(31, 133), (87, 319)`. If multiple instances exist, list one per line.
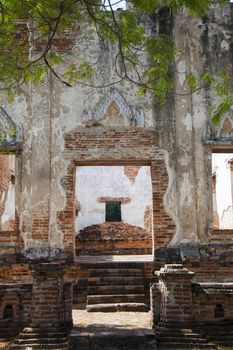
(0, 107), (22, 148)
(81, 88), (144, 127)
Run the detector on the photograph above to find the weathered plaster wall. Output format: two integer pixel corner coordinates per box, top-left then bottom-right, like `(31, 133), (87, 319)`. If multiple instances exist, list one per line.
(0, 22), (155, 258)
(75, 165), (152, 232)
(0, 4), (232, 258)
(169, 4), (233, 244)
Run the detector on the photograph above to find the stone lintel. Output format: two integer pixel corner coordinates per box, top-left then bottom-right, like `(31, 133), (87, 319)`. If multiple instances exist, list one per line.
(156, 264), (195, 277)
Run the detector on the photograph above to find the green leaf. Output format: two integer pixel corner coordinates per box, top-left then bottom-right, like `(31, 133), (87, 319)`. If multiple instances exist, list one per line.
(131, 0), (158, 14)
(6, 90), (14, 104)
(200, 71), (214, 85)
(186, 73), (198, 90)
(212, 97), (233, 125)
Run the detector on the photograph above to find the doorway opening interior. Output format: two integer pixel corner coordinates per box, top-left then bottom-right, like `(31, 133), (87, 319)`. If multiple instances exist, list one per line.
(212, 152), (233, 229)
(0, 154), (16, 232)
(75, 164), (153, 259)
(73, 164), (154, 338)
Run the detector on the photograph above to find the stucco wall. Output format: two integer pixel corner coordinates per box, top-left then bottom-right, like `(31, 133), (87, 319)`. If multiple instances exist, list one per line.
(0, 4), (232, 258)
(75, 165), (152, 233)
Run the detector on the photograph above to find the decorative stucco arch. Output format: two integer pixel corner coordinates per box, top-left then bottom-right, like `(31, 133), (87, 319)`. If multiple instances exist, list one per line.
(0, 107), (22, 149)
(81, 88), (144, 127)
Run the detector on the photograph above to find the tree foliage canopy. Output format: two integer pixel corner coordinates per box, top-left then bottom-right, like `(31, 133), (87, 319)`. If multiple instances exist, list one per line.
(0, 0), (232, 123)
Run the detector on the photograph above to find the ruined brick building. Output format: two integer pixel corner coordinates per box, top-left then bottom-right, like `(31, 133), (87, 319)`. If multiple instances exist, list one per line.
(0, 2), (233, 349)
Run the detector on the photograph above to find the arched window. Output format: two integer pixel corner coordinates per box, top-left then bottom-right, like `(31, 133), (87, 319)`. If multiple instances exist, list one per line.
(3, 304), (14, 319)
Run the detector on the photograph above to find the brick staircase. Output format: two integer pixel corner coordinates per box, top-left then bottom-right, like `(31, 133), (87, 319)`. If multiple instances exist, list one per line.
(86, 266), (149, 312)
(197, 320), (233, 348)
(156, 323), (217, 349)
(69, 327), (156, 350)
(8, 327), (69, 350)
(0, 324), (21, 341)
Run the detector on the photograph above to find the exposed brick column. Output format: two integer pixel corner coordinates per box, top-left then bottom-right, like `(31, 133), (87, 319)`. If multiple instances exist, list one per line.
(156, 264), (194, 327)
(8, 263), (71, 350)
(30, 262), (66, 327)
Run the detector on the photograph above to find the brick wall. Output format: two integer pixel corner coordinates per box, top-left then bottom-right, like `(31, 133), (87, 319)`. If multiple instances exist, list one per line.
(192, 283), (233, 321)
(31, 197), (50, 242)
(78, 222), (150, 240)
(155, 265), (194, 326)
(209, 228), (233, 243)
(76, 222), (152, 255)
(152, 263), (233, 329)
(35, 25), (80, 53)
(0, 283), (32, 337)
(30, 263), (69, 328)
(57, 162), (76, 256)
(0, 264), (31, 283)
(0, 155), (11, 219)
(124, 165), (141, 183)
(0, 231), (18, 259)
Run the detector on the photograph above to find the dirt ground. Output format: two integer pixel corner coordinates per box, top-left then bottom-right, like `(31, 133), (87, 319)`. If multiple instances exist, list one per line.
(0, 342), (10, 349)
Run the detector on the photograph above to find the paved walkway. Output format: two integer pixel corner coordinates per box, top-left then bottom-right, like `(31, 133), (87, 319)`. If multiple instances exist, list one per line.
(72, 309), (153, 331)
(71, 310), (156, 349)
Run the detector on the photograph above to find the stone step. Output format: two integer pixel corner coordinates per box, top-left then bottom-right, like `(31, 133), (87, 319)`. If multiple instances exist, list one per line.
(87, 285), (144, 295)
(69, 328), (156, 350)
(15, 337), (67, 345)
(207, 333), (233, 338)
(10, 345), (68, 350)
(0, 327), (21, 334)
(201, 327), (233, 333)
(157, 343), (216, 349)
(157, 330), (201, 336)
(158, 338), (210, 346)
(86, 266), (147, 312)
(157, 335), (207, 342)
(210, 340), (233, 346)
(9, 327), (69, 350)
(88, 276), (144, 286)
(18, 331), (67, 339)
(88, 268), (143, 277)
(197, 323), (233, 345)
(87, 294), (145, 304)
(156, 326), (218, 349)
(86, 302), (148, 312)
(22, 327), (68, 333)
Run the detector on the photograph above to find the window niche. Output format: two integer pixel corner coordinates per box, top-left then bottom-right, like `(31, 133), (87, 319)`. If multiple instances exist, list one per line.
(106, 202), (121, 222)
(3, 304), (14, 320)
(215, 303), (225, 319)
